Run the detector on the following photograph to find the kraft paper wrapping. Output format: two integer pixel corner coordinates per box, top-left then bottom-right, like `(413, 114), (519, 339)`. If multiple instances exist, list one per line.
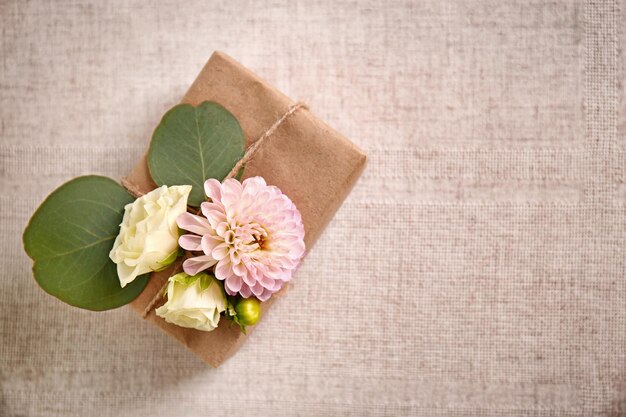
(122, 51), (367, 367)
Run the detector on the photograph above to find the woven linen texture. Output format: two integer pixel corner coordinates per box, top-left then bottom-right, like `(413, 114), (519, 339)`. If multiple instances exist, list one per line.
(1, 0), (625, 415)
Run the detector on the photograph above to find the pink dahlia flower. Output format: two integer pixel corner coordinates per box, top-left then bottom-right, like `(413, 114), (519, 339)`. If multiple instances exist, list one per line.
(176, 177), (305, 301)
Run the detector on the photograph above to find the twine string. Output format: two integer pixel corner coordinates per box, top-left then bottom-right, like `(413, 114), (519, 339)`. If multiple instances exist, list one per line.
(141, 101), (308, 318)
(225, 101), (308, 179)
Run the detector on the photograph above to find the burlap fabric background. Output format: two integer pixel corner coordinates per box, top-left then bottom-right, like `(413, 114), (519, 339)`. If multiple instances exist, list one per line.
(1, 1), (625, 415)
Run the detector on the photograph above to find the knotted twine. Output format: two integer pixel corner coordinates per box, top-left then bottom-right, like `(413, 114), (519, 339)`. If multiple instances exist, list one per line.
(141, 101), (308, 318)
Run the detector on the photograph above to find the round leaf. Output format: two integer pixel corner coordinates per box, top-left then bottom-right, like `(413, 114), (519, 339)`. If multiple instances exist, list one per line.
(23, 176), (149, 311)
(147, 101), (245, 206)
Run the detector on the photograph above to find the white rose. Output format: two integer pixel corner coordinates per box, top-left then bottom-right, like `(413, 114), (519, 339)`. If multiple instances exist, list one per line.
(156, 272), (227, 332)
(109, 185), (192, 287)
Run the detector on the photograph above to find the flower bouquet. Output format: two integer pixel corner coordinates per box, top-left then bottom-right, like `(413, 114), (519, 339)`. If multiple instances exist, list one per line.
(23, 52), (366, 366)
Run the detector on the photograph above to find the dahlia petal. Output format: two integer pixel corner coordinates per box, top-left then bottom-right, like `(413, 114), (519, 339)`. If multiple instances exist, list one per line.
(279, 272), (293, 284)
(224, 285), (237, 296)
(201, 235), (221, 255)
(246, 264), (261, 282)
(256, 289), (273, 302)
(270, 279), (284, 291)
(259, 275), (275, 289)
(251, 190), (271, 207)
(201, 202), (227, 229)
(289, 243), (306, 259)
(225, 205), (239, 221)
(243, 176), (266, 189)
(204, 179), (222, 201)
(276, 257), (298, 269)
(266, 266), (291, 282)
(261, 263), (277, 277)
(239, 285), (252, 298)
(182, 256), (217, 276)
(242, 271), (256, 286)
(221, 179), (243, 206)
(232, 261), (246, 277)
(177, 213), (212, 235)
(212, 243), (230, 261)
(216, 222), (229, 236)
(201, 201), (224, 213)
(250, 282), (264, 297)
(230, 250), (242, 264)
(214, 258), (232, 280)
(225, 275), (243, 293)
(179, 234), (202, 251)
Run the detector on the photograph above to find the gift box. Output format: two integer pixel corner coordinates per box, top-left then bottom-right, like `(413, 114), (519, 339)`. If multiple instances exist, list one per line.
(122, 52), (366, 366)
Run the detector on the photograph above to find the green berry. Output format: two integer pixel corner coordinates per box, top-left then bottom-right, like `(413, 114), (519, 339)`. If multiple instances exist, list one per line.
(235, 297), (261, 326)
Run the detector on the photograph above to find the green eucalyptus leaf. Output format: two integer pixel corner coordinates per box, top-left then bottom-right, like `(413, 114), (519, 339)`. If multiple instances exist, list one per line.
(23, 176), (149, 311)
(147, 101), (245, 207)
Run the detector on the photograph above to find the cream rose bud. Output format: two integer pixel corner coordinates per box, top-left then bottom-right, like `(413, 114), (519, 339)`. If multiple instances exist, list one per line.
(156, 272), (227, 332)
(109, 185), (192, 288)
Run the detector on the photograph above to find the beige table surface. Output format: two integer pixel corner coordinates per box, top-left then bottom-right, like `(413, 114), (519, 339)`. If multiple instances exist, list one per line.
(1, 1), (625, 415)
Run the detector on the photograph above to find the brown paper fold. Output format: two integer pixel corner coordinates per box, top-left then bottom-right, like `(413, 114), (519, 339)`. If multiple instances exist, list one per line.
(124, 51), (367, 367)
